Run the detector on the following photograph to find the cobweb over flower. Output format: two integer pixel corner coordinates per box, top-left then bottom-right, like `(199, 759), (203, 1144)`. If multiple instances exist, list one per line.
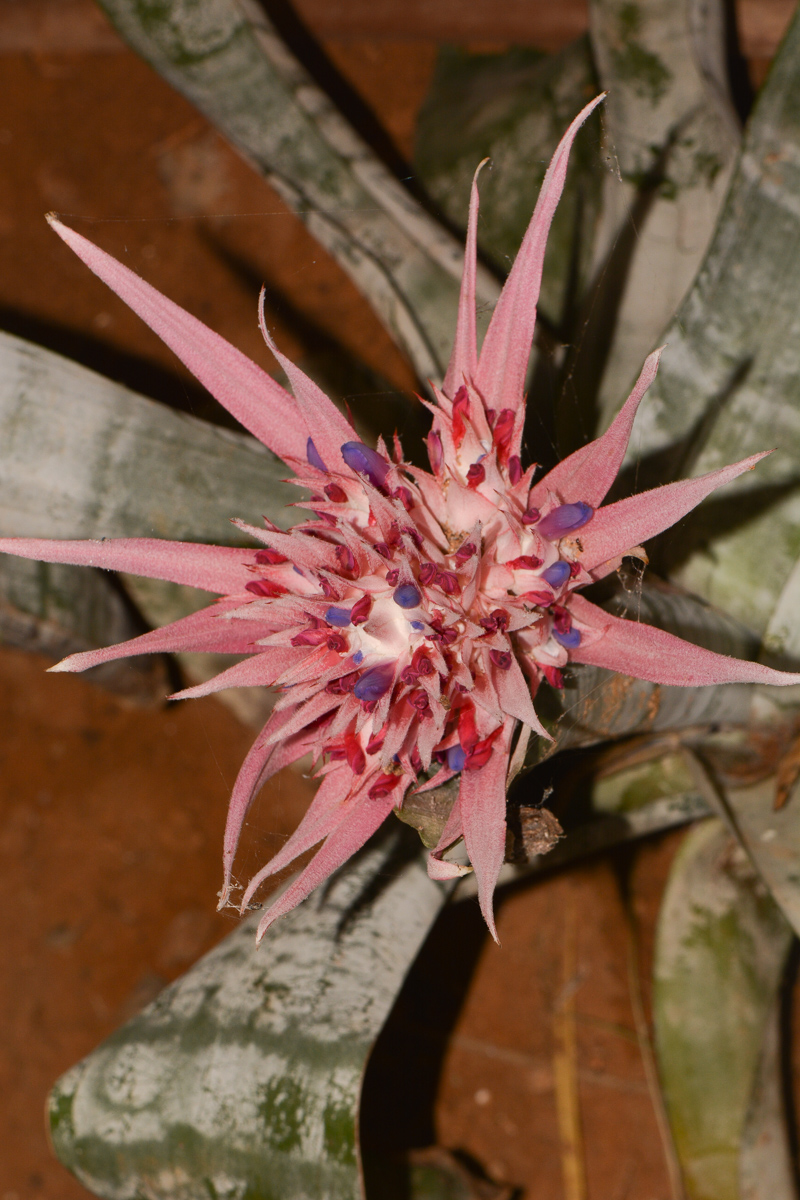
(2, 95), (799, 943)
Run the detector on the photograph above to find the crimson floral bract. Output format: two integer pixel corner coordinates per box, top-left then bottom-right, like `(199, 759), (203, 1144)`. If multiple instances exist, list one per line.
(4, 96), (799, 940)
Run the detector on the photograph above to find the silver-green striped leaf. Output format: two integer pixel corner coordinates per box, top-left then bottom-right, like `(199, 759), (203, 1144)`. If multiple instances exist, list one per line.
(625, 2), (800, 643)
(654, 818), (795, 1200)
(49, 832), (449, 1200)
(95, 0), (501, 386)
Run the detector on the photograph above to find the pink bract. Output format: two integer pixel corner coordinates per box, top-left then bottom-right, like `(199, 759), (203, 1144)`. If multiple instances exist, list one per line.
(3, 95), (798, 943)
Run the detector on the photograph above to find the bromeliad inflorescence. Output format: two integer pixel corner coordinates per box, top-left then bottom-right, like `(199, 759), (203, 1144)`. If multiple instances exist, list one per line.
(3, 95), (799, 941)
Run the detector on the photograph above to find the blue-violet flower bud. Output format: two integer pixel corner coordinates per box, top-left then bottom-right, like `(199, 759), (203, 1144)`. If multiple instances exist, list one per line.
(541, 560), (571, 588)
(353, 663), (395, 702)
(306, 437), (328, 473)
(341, 441), (390, 489)
(393, 583), (421, 609)
(447, 745), (466, 772)
(325, 605), (351, 627)
(552, 626), (582, 649)
(538, 502), (593, 540)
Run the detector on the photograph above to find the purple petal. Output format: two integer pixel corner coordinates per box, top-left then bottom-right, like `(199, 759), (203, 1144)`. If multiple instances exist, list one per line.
(538, 502), (593, 540)
(552, 626), (581, 649)
(325, 605), (351, 627)
(541, 560), (570, 588)
(353, 662), (395, 702)
(307, 437), (328, 473)
(341, 441), (390, 489)
(394, 583), (422, 609)
(447, 745), (466, 772)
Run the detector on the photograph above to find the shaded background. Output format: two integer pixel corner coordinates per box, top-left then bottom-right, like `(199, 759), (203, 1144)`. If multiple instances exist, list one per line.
(0, 1), (798, 1197)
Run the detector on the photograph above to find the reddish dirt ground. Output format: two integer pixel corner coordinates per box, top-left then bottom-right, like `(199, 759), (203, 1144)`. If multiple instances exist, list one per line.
(1, 2), (798, 1198)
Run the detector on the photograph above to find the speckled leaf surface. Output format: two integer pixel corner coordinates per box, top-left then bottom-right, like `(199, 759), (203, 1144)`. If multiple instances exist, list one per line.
(653, 818), (794, 1200)
(739, 1004), (797, 1200)
(626, 1), (800, 641)
(0, 331), (296, 544)
(587, 0), (740, 428)
(49, 833), (449, 1200)
(716, 771), (800, 938)
(95, 0), (501, 386)
(0, 555), (164, 702)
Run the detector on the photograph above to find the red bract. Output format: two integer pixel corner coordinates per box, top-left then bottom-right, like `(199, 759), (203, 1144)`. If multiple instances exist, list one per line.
(3, 96), (799, 943)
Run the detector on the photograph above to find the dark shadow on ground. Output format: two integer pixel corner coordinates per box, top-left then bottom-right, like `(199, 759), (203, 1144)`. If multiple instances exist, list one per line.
(359, 891), (490, 1199)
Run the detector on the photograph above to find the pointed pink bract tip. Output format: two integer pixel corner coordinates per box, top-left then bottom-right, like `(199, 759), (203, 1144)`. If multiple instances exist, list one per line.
(427, 855), (472, 881)
(486, 918), (501, 947)
(46, 660), (72, 674)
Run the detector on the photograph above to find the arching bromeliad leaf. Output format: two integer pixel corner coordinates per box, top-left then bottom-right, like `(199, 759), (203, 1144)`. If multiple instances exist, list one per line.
(585, 0), (740, 434)
(625, 1), (800, 640)
(739, 1002), (797, 1200)
(710, 768), (800, 938)
(0, 555), (165, 702)
(49, 831), (450, 1200)
(95, 0), (500, 386)
(653, 818), (795, 1200)
(0, 331), (296, 543)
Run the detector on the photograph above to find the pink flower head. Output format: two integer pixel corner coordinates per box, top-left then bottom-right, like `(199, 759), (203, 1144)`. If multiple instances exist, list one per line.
(4, 95), (799, 944)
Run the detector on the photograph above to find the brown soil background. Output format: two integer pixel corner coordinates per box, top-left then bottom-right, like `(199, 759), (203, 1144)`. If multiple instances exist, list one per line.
(0, 1), (798, 1197)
